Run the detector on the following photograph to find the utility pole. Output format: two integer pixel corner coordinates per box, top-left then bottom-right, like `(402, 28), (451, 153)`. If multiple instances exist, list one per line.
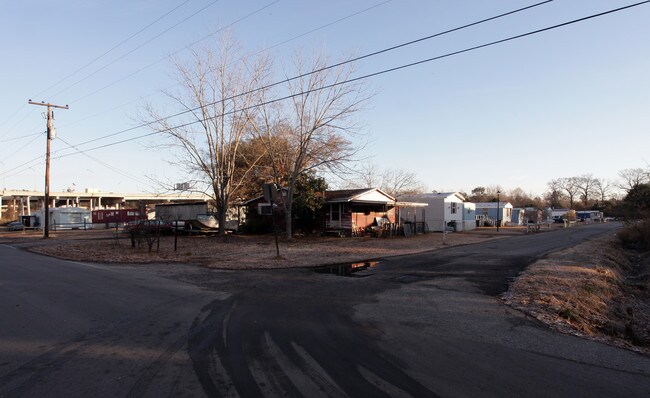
(28, 100), (69, 239)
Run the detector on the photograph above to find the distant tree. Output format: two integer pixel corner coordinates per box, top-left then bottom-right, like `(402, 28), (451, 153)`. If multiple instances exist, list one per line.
(624, 183), (650, 211)
(576, 174), (598, 208)
(618, 168), (650, 192)
(485, 185), (505, 202)
(546, 179), (565, 208)
(508, 187), (538, 208)
(558, 177), (580, 208)
(470, 186), (487, 202)
(347, 163), (424, 197)
(593, 178), (614, 204)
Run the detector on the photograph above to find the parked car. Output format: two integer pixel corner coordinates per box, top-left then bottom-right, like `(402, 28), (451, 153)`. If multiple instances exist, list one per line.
(6, 221), (25, 231)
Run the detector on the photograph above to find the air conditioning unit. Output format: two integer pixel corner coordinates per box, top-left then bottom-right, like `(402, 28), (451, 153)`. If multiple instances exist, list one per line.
(175, 182), (190, 191)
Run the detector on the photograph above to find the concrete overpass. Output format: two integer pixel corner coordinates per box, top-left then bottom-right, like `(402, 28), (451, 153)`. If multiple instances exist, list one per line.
(0, 189), (210, 219)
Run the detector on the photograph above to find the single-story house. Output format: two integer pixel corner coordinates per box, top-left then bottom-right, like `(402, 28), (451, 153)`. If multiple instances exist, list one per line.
(323, 188), (397, 235)
(474, 202), (513, 227)
(398, 192), (470, 232)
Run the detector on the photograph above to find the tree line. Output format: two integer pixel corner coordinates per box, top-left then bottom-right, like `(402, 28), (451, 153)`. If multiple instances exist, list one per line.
(463, 167), (650, 215)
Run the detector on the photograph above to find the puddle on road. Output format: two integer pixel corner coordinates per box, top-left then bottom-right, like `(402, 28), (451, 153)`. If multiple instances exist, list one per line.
(313, 260), (380, 277)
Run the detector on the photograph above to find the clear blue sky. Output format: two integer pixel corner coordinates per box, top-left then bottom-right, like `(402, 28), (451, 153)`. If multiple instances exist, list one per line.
(1, 0), (648, 197)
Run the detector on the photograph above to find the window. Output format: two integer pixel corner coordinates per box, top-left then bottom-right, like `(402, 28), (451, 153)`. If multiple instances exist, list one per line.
(331, 204), (340, 221)
(450, 202), (457, 214)
(258, 203), (272, 216)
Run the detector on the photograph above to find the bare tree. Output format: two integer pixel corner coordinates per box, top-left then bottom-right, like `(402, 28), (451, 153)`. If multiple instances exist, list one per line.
(346, 163), (424, 196)
(142, 33), (271, 236)
(380, 168), (425, 196)
(594, 178), (614, 203)
(618, 168), (650, 192)
(546, 179), (566, 208)
(252, 51), (371, 238)
(558, 177), (580, 208)
(508, 187), (538, 208)
(576, 173), (598, 208)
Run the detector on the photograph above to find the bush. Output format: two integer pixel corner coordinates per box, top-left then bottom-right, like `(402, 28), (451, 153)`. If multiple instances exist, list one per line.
(618, 219), (650, 251)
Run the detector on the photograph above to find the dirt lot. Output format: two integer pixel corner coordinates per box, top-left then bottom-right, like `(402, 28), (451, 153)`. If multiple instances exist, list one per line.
(1, 227), (507, 269)
(2, 224), (648, 354)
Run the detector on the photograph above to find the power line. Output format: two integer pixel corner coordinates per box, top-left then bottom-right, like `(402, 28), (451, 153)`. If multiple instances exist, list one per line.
(58, 0), (554, 152)
(69, 0), (282, 104)
(253, 0), (392, 55)
(53, 1), (650, 161)
(0, 1), (193, 138)
(58, 0), (385, 130)
(2, 1), (281, 143)
(49, 0), (223, 100)
(0, 131), (42, 143)
(0, 155), (44, 179)
(56, 136), (153, 187)
(34, 0), (193, 99)
(0, 133), (43, 164)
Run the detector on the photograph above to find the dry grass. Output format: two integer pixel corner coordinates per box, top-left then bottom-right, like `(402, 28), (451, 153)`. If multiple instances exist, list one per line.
(503, 235), (650, 354)
(9, 228), (506, 269)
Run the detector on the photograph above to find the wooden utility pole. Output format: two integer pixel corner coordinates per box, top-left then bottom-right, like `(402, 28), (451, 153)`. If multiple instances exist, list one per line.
(28, 100), (69, 238)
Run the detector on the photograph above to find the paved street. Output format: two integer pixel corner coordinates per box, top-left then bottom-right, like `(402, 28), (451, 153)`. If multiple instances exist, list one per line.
(1, 223), (649, 397)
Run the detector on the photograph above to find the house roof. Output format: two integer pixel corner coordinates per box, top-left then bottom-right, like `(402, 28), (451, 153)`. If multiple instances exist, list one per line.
(397, 192), (466, 202)
(474, 201), (513, 208)
(325, 188), (396, 204)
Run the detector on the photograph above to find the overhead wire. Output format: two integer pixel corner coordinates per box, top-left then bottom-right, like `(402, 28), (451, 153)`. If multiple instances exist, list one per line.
(59, 0), (386, 129)
(48, 0), (223, 100)
(51, 0), (650, 160)
(2, 0), (282, 143)
(0, 133), (43, 165)
(0, 0), (194, 138)
(33, 0), (193, 99)
(56, 0), (554, 153)
(6, 1), (648, 180)
(56, 136), (153, 187)
(0, 131), (42, 144)
(69, 0), (281, 104)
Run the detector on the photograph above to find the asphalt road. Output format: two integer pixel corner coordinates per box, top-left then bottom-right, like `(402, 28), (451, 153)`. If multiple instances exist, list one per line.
(1, 223), (649, 397)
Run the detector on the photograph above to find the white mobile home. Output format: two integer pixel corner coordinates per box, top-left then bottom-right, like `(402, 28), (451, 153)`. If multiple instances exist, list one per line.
(36, 207), (92, 230)
(511, 208), (525, 226)
(474, 202), (513, 227)
(398, 192), (468, 232)
(462, 202), (477, 231)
